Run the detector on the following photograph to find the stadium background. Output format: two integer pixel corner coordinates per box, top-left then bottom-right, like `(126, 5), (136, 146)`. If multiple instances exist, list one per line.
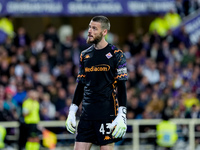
(12, 16), (154, 44)
(1, 0), (200, 150)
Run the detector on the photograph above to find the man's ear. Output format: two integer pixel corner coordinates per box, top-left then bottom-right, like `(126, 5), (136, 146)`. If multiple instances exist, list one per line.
(103, 29), (108, 36)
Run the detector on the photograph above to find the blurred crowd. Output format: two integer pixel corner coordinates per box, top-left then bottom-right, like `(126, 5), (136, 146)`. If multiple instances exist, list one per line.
(175, 0), (200, 18)
(0, 24), (82, 122)
(0, 0), (200, 147)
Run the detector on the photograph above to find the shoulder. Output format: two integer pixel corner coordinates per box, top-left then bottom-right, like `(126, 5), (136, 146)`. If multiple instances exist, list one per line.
(106, 44), (124, 57)
(107, 44), (119, 51)
(81, 45), (94, 56)
(109, 44), (123, 54)
(23, 98), (31, 105)
(80, 45), (94, 61)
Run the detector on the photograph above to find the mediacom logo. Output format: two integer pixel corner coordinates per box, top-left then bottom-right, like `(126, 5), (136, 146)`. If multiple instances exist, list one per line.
(85, 64), (110, 72)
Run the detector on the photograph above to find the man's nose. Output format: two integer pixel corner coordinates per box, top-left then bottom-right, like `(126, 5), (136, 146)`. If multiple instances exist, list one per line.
(88, 28), (92, 33)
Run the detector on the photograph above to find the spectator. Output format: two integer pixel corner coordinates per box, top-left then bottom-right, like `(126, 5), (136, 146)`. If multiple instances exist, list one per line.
(0, 99), (14, 121)
(22, 90), (40, 150)
(149, 30), (162, 45)
(175, 0), (185, 18)
(142, 59), (160, 84)
(183, 91), (200, 110)
(164, 97), (176, 118)
(189, 0), (199, 14)
(33, 34), (45, 54)
(0, 125), (6, 149)
(0, 15), (14, 44)
(185, 104), (200, 118)
(3, 87), (18, 120)
(127, 96), (143, 119)
(172, 71), (184, 89)
(38, 52), (49, 68)
(138, 91), (150, 111)
(46, 84), (58, 105)
(164, 30), (177, 48)
(40, 93), (56, 120)
(14, 57), (26, 78)
(12, 82), (27, 108)
(37, 65), (52, 86)
(58, 97), (72, 121)
(44, 24), (59, 46)
(125, 33), (139, 56)
(164, 9), (181, 29)
(42, 39), (54, 53)
(174, 26), (191, 48)
(67, 83), (76, 99)
(76, 30), (88, 51)
(156, 112), (178, 150)
(146, 92), (164, 118)
(149, 15), (169, 37)
(14, 27), (30, 48)
(58, 25), (73, 53)
(0, 60), (10, 86)
(181, 45), (197, 66)
(55, 88), (67, 114)
(71, 40), (81, 66)
(28, 56), (40, 73)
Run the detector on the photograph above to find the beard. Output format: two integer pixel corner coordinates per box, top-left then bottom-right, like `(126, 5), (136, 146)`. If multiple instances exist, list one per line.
(87, 32), (103, 44)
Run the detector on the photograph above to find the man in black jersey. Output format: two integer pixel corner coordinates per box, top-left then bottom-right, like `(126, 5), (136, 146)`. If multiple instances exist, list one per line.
(66, 16), (128, 150)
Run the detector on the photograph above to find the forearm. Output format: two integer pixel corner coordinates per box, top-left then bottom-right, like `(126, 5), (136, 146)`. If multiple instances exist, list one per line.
(72, 82), (85, 106)
(117, 80), (127, 107)
(110, 80), (127, 138)
(66, 83), (84, 134)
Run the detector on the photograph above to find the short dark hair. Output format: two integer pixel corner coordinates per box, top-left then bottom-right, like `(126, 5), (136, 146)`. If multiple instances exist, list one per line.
(91, 16), (110, 31)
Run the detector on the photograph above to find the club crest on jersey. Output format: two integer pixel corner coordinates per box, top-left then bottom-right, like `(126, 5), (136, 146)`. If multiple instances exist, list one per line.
(106, 52), (112, 59)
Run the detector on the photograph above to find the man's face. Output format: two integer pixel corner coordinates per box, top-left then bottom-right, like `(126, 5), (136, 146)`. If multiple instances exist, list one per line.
(87, 21), (104, 44)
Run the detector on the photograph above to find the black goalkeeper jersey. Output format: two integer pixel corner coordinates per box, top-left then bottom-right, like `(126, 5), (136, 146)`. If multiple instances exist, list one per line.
(77, 43), (128, 120)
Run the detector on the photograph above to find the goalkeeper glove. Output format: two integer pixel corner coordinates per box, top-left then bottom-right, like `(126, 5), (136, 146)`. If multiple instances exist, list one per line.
(108, 106), (127, 138)
(65, 104), (78, 134)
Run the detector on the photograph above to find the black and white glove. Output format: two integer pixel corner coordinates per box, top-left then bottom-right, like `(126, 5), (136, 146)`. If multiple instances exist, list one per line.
(108, 106), (127, 138)
(65, 104), (78, 134)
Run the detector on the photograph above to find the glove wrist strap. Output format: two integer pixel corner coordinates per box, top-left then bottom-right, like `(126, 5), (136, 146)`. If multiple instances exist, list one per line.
(69, 104), (78, 114)
(118, 106), (127, 116)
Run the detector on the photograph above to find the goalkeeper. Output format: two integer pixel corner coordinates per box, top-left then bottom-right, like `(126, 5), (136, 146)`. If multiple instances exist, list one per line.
(66, 16), (128, 150)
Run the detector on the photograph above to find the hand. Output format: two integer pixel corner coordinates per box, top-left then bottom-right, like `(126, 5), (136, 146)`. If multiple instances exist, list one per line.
(66, 112), (76, 134)
(108, 106), (127, 138)
(65, 104), (78, 134)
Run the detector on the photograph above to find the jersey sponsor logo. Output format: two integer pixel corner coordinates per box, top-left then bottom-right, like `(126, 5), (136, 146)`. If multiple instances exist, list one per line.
(106, 52), (113, 59)
(85, 54), (90, 59)
(85, 64), (110, 72)
(104, 136), (111, 140)
(117, 67), (127, 74)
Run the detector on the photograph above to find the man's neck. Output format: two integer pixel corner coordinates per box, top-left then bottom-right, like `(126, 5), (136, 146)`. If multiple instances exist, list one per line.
(94, 39), (108, 50)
